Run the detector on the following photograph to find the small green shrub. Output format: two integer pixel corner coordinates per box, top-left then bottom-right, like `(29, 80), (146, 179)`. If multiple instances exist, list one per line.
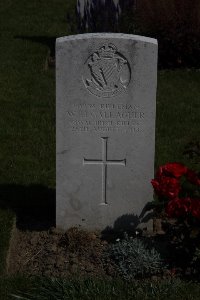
(108, 234), (165, 279)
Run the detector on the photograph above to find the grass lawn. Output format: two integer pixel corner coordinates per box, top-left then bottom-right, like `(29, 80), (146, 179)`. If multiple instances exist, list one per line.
(0, 0), (200, 298)
(4, 277), (200, 300)
(156, 69), (200, 170)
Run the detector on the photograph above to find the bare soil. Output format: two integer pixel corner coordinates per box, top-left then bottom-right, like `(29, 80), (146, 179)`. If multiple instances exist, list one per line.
(8, 218), (197, 280)
(7, 226), (117, 278)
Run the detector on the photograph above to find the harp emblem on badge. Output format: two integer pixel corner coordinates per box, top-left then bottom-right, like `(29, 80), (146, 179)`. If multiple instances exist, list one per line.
(83, 44), (131, 98)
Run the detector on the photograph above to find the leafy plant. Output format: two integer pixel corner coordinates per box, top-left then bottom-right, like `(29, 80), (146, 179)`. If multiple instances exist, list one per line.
(107, 234), (165, 279)
(151, 162), (200, 220)
(151, 163), (200, 274)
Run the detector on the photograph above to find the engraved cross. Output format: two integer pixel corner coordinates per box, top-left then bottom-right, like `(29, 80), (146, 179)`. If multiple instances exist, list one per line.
(83, 137), (126, 205)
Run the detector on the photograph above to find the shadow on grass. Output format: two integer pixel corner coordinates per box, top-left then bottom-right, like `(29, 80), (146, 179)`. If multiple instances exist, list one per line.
(14, 36), (56, 57)
(0, 184), (55, 231)
(0, 183), (153, 235)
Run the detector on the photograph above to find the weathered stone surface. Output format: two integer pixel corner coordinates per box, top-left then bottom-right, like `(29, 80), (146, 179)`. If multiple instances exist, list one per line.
(56, 33), (157, 231)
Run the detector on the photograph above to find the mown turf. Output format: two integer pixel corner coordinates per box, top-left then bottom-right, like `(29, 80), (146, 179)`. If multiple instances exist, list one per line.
(0, 275), (32, 300)
(8, 277), (200, 300)
(156, 69), (200, 170)
(0, 0), (76, 281)
(0, 0), (200, 298)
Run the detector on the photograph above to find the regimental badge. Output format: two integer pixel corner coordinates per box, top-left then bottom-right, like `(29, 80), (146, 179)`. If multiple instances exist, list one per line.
(83, 44), (131, 98)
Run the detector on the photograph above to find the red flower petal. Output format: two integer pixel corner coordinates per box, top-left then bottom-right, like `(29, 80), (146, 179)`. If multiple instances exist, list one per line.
(157, 163), (188, 178)
(166, 197), (192, 218)
(151, 176), (180, 199)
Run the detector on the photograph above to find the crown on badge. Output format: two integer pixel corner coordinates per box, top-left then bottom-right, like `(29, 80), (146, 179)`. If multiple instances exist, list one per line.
(98, 44), (117, 59)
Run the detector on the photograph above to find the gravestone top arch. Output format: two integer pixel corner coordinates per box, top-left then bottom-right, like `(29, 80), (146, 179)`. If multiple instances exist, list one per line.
(56, 33), (157, 231)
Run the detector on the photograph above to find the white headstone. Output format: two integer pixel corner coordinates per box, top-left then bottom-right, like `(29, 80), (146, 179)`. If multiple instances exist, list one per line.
(56, 33), (157, 231)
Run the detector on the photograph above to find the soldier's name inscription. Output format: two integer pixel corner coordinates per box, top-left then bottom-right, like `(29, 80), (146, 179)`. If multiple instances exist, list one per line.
(66, 103), (145, 133)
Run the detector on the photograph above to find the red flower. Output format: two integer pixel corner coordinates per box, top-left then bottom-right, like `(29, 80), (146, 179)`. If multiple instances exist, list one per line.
(156, 162), (188, 178)
(151, 176), (180, 199)
(190, 199), (200, 219)
(186, 169), (200, 186)
(166, 197), (192, 218)
(152, 163), (200, 221)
